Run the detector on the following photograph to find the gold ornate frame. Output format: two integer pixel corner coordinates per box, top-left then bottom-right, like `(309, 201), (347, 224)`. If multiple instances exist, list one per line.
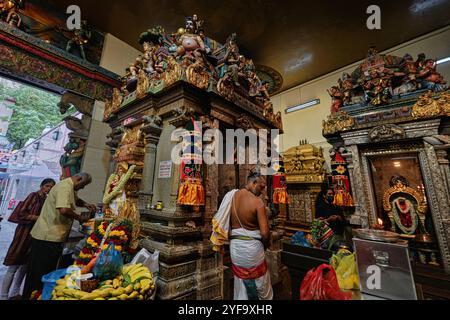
(383, 184), (427, 215)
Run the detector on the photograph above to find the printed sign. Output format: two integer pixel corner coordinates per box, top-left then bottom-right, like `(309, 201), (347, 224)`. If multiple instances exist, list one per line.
(158, 160), (172, 179)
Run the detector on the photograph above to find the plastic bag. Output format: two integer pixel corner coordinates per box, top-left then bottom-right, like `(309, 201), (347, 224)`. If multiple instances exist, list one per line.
(92, 244), (123, 281)
(41, 268), (69, 300)
(300, 264), (352, 300)
(291, 231), (311, 247)
(130, 248), (159, 276)
(330, 249), (360, 290)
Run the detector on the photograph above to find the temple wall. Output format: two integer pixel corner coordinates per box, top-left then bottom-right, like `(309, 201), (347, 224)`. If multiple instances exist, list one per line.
(78, 34), (142, 204)
(272, 26), (450, 170)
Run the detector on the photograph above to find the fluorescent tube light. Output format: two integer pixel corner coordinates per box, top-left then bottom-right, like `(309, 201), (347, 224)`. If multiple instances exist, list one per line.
(437, 56), (450, 65)
(285, 99), (320, 114)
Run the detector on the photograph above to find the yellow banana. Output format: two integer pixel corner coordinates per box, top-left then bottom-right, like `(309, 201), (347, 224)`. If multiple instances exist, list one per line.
(124, 284), (133, 294)
(118, 293), (129, 300)
(110, 287), (125, 297)
(113, 278), (120, 288)
(128, 266), (148, 277)
(128, 291), (139, 299)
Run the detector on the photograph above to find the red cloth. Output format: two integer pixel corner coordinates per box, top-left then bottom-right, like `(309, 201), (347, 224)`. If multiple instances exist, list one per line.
(232, 260), (268, 280)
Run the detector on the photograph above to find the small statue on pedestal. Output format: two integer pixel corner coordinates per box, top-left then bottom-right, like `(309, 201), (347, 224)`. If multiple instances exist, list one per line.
(0, 0), (23, 28)
(66, 20), (92, 61)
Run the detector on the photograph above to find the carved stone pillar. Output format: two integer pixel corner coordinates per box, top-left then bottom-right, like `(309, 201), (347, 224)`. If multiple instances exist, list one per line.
(105, 126), (124, 179)
(139, 116), (163, 209)
(203, 117), (220, 240)
(345, 144), (369, 228)
(435, 146), (450, 198)
(422, 142), (450, 273)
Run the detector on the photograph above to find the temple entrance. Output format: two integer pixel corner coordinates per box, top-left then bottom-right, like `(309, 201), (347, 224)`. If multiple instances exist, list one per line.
(0, 74), (79, 292)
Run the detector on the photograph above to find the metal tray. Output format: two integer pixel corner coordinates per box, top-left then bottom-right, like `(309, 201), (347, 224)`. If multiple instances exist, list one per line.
(354, 228), (400, 242)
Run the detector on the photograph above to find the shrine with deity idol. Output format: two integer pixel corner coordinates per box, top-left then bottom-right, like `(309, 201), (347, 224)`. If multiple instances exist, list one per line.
(102, 14), (282, 300)
(322, 46), (450, 295)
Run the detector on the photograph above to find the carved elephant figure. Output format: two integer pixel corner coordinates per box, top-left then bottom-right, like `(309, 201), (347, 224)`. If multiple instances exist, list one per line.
(58, 91), (94, 116)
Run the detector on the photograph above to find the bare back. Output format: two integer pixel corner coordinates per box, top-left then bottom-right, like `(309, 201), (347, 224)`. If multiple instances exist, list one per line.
(230, 189), (264, 231)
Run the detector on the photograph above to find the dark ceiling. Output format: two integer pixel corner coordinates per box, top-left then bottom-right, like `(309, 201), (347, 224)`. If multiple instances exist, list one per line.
(45, 0), (450, 92)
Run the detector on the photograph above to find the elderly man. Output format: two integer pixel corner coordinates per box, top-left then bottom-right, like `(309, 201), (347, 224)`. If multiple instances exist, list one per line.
(23, 172), (96, 299)
(211, 171), (272, 300)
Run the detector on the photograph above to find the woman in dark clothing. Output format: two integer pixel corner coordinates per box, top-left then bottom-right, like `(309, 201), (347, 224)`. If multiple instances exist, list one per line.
(315, 187), (346, 236)
(1, 178), (55, 300)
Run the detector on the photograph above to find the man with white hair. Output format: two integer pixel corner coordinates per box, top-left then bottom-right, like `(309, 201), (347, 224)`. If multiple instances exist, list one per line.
(23, 172), (96, 299)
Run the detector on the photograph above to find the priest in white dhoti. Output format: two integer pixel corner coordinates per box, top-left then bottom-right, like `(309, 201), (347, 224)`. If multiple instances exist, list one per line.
(211, 171), (273, 300)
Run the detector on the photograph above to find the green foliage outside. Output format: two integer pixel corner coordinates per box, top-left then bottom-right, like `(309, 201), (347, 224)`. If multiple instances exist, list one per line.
(0, 79), (74, 150)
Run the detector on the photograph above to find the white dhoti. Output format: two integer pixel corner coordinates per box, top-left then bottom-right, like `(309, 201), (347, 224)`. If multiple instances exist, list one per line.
(230, 228), (273, 300)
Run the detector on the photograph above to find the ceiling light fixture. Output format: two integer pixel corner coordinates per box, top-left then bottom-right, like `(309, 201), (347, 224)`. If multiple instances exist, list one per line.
(410, 0), (446, 14)
(285, 99), (320, 114)
(437, 56), (450, 65)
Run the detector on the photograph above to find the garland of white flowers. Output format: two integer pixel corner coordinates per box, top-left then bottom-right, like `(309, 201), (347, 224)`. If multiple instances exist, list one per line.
(391, 198), (418, 235)
(103, 165), (136, 205)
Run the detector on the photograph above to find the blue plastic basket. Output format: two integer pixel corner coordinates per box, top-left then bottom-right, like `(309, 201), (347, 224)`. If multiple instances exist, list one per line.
(41, 268), (68, 300)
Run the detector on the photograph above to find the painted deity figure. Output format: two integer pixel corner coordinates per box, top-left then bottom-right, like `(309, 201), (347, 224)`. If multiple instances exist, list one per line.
(0, 0), (23, 27)
(327, 85), (343, 113)
(393, 54), (419, 95)
(175, 16), (206, 64)
(221, 33), (242, 86)
(417, 57), (447, 92)
(66, 20), (92, 60)
(59, 138), (85, 179)
(363, 69), (392, 105)
(142, 41), (157, 75)
(339, 73), (355, 105)
(103, 162), (136, 218)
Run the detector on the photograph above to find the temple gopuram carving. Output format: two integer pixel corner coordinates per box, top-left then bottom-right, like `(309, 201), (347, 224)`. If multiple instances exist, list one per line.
(103, 14), (282, 300)
(322, 46), (450, 274)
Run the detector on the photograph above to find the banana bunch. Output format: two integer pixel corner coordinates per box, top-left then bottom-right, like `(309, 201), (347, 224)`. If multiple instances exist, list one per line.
(51, 264), (156, 300)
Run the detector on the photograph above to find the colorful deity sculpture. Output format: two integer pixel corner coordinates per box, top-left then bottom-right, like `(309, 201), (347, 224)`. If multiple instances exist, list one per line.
(66, 20), (92, 61)
(0, 0), (23, 27)
(177, 118), (205, 206)
(416, 55), (447, 92)
(175, 16), (207, 65)
(221, 33), (241, 86)
(272, 158), (289, 204)
(329, 146), (353, 207)
(103, 162), (136, 218)
(327, 85), (343, 113)
(60, 138), (86, 179)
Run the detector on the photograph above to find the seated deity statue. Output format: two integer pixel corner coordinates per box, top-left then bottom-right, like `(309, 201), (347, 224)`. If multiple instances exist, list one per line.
(175, 16), (206, 63)
(383, 175), (427, 235)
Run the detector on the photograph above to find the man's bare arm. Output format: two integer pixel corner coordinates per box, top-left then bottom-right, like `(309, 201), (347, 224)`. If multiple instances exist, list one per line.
(256, 200), (270, 249)
(75, 196), (96, 213)
(58, 207), (89, 223)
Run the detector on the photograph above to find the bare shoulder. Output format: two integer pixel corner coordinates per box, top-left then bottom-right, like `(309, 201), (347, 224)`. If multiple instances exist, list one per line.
(254, 197), (264, 208)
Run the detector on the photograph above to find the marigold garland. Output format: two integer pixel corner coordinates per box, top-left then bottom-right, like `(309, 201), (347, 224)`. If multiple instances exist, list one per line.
(75, 219), (134, 266)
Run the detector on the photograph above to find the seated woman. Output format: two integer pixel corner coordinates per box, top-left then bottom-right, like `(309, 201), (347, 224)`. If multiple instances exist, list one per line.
(1, 178), (55, 300)
(315, 186), (351, 250)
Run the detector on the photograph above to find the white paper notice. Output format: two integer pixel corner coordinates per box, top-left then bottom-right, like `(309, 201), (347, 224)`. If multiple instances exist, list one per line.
(158, 160), (172, 178)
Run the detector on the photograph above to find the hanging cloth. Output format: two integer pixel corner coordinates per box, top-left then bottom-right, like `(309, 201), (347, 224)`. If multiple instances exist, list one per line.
(272, 159), (289, 204)
(177, 117), (205, 205)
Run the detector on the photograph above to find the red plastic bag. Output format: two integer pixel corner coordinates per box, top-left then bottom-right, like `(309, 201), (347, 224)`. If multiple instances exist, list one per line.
(300, 264), (352, 300)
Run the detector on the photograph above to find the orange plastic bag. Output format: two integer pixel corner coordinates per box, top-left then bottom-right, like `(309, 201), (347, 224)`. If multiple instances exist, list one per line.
(300, 264), (352, 300)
